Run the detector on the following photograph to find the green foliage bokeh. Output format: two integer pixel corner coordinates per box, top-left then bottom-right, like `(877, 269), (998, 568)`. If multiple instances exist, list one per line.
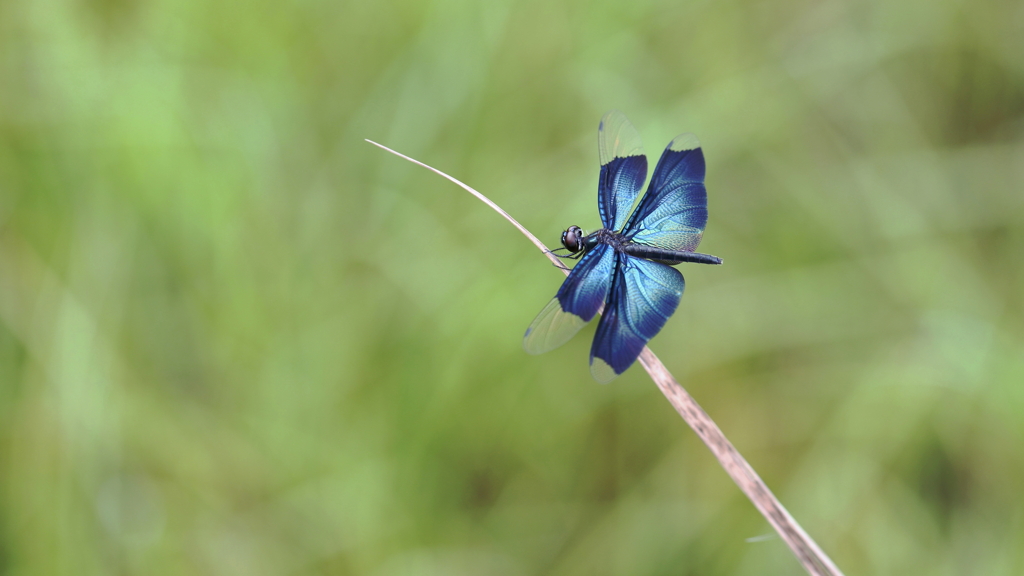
(1, 0), (1022, 574)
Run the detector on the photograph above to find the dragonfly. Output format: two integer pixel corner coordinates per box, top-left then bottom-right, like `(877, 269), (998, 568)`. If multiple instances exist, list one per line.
(523, 110), (722, 383)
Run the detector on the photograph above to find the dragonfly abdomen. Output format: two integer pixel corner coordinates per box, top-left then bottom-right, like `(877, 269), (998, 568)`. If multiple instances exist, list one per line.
(622, 243), (722, 265)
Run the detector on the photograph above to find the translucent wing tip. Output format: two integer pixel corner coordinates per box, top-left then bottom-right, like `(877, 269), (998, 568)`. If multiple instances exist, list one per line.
(599, 109), (624, 131)
(599, 110), (644, 161)
(668, 133), (701, 152)
(523, 298), (588, 355)
(590, 357), (621, 384)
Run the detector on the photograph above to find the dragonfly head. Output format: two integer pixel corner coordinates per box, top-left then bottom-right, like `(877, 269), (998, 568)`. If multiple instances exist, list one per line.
(561, 225), (585, 254)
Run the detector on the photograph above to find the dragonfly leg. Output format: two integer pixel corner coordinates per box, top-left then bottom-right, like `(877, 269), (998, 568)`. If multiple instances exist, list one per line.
(547, 249), (579, 261)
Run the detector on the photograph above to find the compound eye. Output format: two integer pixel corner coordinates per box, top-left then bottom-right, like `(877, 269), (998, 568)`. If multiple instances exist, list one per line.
(561, 226), (584, 253)
(561, 230), (574, 252)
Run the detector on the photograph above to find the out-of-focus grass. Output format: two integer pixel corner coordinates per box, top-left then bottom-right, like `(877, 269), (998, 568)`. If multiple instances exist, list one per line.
(1, 0), (1022, 574)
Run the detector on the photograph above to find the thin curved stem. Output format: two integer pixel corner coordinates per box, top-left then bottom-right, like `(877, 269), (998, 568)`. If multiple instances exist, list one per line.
(366, 139), (845, 576)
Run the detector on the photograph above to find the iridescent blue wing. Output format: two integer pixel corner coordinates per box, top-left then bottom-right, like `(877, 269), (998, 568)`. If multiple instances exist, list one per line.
(589, 255), (685, 383)
(597, 110), (647, 231)
(623, 133), (707, 252)
(523, 244), (615, 355)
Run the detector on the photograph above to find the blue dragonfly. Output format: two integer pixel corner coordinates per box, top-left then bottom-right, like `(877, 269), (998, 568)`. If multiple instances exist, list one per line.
(524, 111), (722, 383)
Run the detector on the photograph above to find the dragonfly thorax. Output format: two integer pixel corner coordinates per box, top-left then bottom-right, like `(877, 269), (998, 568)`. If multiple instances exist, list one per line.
(562, 226), (632, 256)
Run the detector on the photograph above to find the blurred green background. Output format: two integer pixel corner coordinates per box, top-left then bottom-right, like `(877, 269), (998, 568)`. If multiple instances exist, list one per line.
(1, 0), (1022, 574)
